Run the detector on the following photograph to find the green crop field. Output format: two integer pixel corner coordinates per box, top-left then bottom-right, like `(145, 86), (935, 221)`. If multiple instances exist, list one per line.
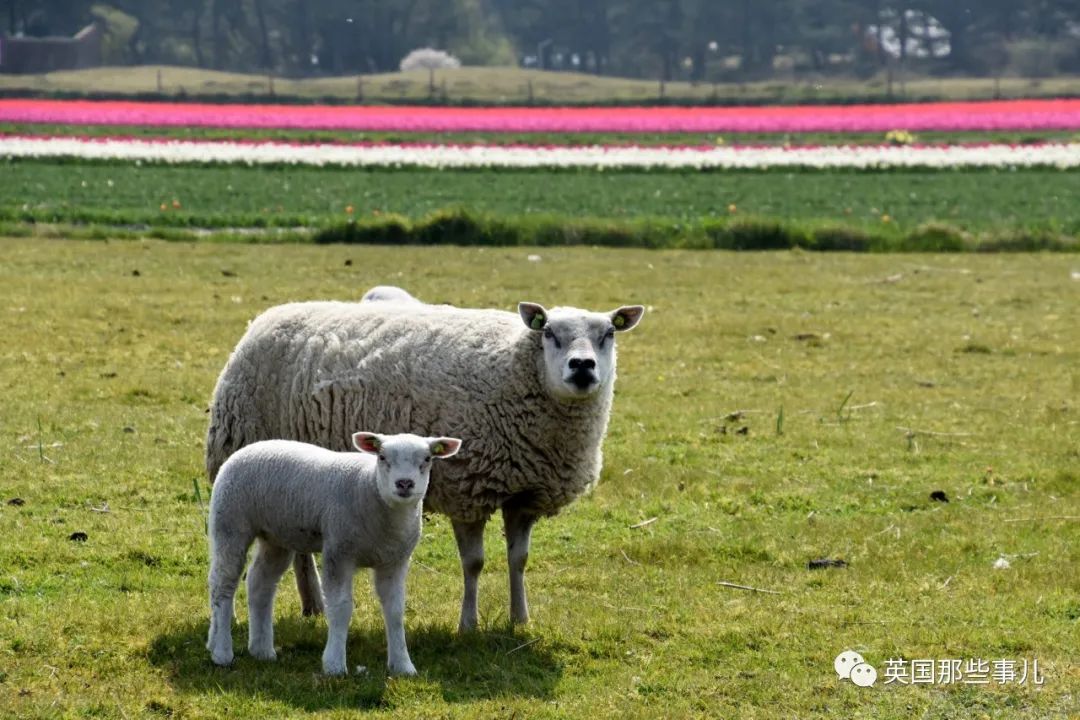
(5, 159), (1080, 247)
(1, 238), (1077, 718)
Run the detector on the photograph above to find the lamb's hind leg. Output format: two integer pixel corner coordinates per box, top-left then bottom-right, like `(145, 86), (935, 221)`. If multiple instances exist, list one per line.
(294, 553), (324, 616)
(207, 532), (251, 666)
(247, 540), (294, 661)
(452, 517), (488, 632)
(502, 502), (538, 626)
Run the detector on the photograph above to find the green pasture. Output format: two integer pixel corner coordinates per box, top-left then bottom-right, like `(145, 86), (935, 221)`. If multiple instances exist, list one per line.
(0, 238), (1077, 718)
(4, 160), (1080, 251)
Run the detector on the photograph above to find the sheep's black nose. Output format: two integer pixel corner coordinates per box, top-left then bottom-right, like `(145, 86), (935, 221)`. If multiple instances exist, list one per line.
(395, 479), (415, 493)
(568, 357), (596, 371)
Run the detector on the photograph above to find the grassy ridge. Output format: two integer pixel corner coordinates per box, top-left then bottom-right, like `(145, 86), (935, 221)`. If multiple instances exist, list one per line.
(2, 158), (1080, 250)
(0, 239), (1076, 718)
(3, 123), (1074, 148)
(4, 64), (1080, 105)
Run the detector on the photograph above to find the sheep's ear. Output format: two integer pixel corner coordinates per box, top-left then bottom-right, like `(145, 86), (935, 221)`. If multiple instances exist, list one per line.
(610, 305), (645, 332)
(352, 432), (382, 454)
(429, 437), (462, 458)
(518, 302), (548, 331)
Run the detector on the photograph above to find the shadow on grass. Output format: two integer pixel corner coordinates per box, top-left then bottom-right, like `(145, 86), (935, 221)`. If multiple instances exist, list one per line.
(148, 616), (565, 710)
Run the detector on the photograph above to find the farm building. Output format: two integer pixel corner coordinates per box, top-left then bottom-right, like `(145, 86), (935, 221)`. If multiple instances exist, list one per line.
(0, 23), (101, 74)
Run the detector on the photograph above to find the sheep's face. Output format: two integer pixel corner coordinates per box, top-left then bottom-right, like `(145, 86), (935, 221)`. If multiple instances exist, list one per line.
(352, 432), (462, 507)
(519, 303), (645, 401)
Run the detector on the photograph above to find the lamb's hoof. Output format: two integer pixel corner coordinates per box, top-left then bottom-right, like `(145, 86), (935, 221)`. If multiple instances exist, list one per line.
(248, 644), (277, 662)
(301, 604), (324, 617)
(210, 650), (234, 667)
(322, 659), (347, 676)
(388, 661), (418, 677)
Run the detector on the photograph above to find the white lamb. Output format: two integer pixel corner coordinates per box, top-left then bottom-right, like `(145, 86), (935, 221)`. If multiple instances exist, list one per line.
(206, 431), (462, 676)
(206, 294), (644, 631)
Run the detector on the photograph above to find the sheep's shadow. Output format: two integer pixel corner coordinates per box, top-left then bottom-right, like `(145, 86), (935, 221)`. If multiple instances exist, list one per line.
(148, 616), (564, 710)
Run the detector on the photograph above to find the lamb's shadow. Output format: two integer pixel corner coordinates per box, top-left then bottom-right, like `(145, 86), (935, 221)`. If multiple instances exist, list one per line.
(149, 616), (565, 710)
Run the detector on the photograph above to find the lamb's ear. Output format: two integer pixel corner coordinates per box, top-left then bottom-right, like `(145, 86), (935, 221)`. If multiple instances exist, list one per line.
(429, 437), (462, 459)
(518, 302), (548, 331)
(352, 432), (382, 454)
(610, 305), (645, 332)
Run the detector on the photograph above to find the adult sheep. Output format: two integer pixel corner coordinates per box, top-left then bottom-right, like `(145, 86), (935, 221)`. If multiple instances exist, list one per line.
(206, 293), (644, 631)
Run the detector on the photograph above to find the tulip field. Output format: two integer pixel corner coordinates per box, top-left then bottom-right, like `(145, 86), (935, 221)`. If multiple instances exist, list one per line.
(5, 97), (1080, 133)
(2, 97), (1080, 249)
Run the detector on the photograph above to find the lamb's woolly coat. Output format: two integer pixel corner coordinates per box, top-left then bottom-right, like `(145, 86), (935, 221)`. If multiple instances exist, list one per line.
(206, 301), (614, 522)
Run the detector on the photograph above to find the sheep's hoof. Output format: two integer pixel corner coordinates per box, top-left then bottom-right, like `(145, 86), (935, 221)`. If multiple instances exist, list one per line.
(322, 659), (347, 676)
(388, 661), (418, 677)
(210, 650), (234, 667)
(248, 644), (277, 662)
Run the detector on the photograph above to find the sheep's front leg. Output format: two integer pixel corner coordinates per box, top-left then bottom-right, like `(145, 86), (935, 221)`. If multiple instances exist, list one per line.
(319, 551), (356, 676)
(246, 540), (294, 661)
(373, 562), (417, 676)
(452, 517), (487, 632)
(502, 503), (538, 625)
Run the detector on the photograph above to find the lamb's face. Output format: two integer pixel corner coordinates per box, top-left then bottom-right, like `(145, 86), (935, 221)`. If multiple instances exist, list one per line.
(519, 303), (645, 401)
(352, 432), (462, 507)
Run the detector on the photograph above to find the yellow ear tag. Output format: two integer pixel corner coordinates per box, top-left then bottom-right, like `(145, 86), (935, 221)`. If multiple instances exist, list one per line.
(433, 443), (444, 455)
(613, 315), (626, 328)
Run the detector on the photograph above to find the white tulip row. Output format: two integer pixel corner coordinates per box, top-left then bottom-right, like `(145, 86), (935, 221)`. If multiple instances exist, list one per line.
(4, 135), (1080, 169)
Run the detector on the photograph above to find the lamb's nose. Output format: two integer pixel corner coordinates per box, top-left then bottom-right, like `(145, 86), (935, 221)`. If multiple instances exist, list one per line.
(394, 479), (415, 494)
(568, 357), (596, 371)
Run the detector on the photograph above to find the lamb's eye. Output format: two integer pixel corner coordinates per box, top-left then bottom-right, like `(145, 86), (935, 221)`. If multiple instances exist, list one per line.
(378, 455), (387, 463)
(543, 328), (561, 348)
(601, 328), (615, 345)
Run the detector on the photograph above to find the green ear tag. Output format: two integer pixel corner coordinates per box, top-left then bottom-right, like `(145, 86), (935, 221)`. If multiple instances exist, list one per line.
(613, 314), (626, 328)
(530, 315), (545, 330)
(433, 442), (445, 455)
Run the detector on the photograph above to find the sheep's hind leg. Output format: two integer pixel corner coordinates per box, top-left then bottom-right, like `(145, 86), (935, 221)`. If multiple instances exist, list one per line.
(502, 503), (538, 626)
(294, 553), (325, 616)
(247, 540), (294, 661)
(452, 517), (488, 632)
(207, 534), (251, 666)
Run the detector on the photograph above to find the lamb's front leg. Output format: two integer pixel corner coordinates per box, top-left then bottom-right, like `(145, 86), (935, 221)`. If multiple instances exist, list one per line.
(320, 551), (356, 676)
(451, 517), (488, 632)
(373, 561), (417, 676)
(502, 502), (538, 625)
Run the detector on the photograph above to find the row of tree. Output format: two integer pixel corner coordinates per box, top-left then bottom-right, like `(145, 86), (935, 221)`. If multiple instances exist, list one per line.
(8, 0), (1080, 80)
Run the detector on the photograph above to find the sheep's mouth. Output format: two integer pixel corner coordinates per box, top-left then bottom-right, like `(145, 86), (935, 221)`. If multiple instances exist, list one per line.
(567, 370), (599, 393)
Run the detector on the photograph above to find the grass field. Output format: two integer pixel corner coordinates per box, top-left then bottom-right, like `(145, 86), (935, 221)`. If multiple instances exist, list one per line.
(4, 159), (1080, 251)
(4, 64), (1080, 105)
(1, 238), (1077, 718)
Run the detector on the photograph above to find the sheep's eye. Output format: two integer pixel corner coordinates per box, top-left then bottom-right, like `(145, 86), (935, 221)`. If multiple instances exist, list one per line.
(601, 328), (615, 345)
(377, 454), (386, 463)
(424, 456), (432, 464)
(543, 328), (561, 348)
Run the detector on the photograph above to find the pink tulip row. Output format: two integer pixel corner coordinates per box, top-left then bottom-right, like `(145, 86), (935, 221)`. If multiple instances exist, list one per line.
(3, 98), (1080, 133)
